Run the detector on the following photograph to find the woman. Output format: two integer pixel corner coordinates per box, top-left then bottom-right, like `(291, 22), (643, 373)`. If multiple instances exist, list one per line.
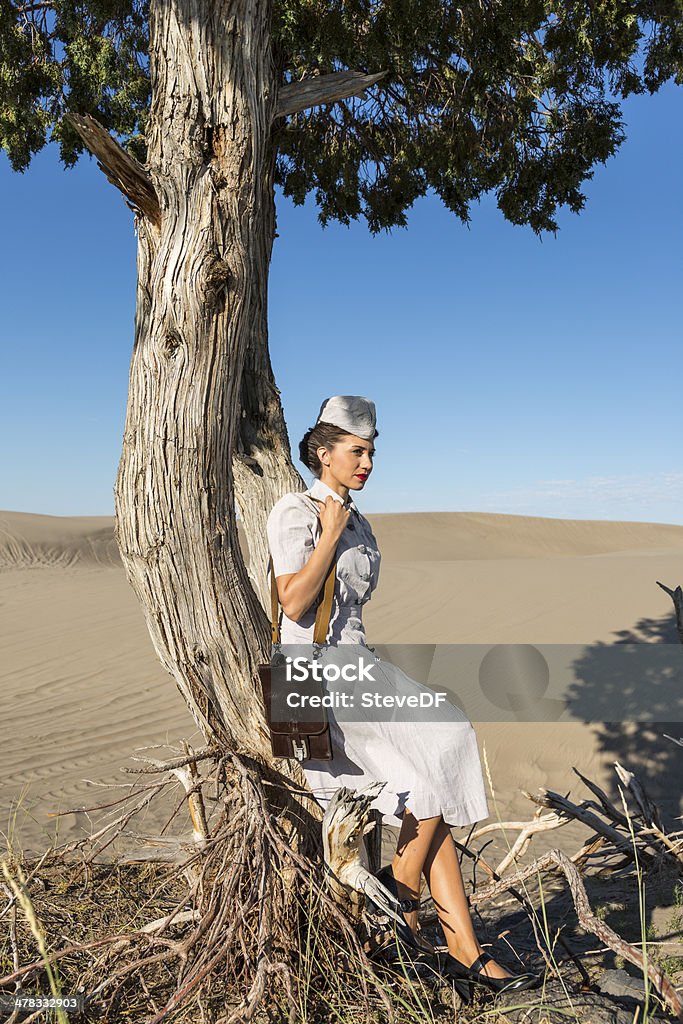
(266, 396), (540, 995)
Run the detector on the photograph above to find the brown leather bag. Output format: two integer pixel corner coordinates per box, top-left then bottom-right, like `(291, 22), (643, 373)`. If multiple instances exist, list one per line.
(258, 550), (336, 762)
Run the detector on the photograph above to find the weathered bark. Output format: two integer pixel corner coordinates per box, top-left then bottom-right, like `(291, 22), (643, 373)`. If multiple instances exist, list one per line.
(65, 113), (161, 226)
(275, 70), (388, 119)
(113, 0), (284, 752)
(233, 291), (304, 609)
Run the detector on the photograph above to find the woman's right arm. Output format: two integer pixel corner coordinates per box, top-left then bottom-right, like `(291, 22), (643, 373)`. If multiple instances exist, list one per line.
(275, 497), (350, 621)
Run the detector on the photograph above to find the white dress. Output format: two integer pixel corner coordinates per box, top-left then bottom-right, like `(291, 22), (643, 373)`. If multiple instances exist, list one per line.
(266, 477), (490, 828)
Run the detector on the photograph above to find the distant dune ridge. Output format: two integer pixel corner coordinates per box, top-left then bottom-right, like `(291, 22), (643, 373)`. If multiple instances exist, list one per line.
(0, 511), (122, 569)
(3, 507), (683, 570)
(368, 510), (683, 561)
(1, 506), (682, 857)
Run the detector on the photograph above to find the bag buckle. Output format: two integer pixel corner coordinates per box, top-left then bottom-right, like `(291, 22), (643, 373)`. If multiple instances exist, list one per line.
(292, 737), (309, 762)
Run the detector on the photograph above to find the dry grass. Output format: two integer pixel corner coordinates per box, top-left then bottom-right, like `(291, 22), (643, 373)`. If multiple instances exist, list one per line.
(0, 742), (681, 1023)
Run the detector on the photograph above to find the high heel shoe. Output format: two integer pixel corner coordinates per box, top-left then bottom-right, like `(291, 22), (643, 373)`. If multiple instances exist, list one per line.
(438, 949), (542, 995)
(366, 867), (473, 1004)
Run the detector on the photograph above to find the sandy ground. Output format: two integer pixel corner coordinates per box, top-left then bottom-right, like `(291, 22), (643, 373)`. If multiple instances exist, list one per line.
(1, 507), (682, 871)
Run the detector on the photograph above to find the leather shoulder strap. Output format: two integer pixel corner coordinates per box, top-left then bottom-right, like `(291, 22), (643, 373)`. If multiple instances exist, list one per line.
(307, 496), (339, 644)
(269, 555), (281, 645)
(313, 558), (336, 645)
(268, 556), (337, 644)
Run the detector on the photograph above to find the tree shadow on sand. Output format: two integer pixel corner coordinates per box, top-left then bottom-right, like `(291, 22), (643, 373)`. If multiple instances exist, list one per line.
(542, 607), (683, 991)
(565, 610), (683, 827)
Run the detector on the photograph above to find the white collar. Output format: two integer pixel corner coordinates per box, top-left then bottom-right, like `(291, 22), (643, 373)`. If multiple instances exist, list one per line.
(307, 477), (359, 513)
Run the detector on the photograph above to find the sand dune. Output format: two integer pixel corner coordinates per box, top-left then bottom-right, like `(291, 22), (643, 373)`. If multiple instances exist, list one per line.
(0, 510), (122, 569)
(371, 510), (683, 561)
(1, 508), (682, 858)
(3, 508), (683, 570)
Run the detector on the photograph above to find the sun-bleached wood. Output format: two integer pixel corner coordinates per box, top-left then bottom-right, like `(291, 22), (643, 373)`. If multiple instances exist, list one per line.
(111, 0), (305, 756)
(275, 70), (387, 118)
(321, 783), (407, 927)
(66, 113), (161, 226)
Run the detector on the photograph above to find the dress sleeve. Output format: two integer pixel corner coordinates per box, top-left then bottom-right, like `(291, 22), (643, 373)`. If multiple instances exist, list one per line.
(266, 494), (318, 577)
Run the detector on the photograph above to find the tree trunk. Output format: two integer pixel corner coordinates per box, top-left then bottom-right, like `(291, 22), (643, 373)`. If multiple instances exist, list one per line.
(233, 301), (305, 611)
(114, 0), (294, 752)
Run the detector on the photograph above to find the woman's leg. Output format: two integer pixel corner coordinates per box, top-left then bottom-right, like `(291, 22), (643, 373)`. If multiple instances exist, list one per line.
(390, 808), (443, 934)
(391, 809), (514, 978)
(422, 818), (512, 979)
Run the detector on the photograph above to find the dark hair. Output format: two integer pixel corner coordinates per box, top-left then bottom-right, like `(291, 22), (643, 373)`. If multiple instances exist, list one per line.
(299, 421), (379, 478)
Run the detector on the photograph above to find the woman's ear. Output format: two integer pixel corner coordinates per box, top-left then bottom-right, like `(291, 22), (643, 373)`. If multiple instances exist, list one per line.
(317, 445), (329, 466)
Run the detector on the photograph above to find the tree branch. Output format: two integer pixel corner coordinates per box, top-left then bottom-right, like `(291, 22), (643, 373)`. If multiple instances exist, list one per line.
(275, 70), (388, 119)
(14, 1), (54, 12)
(656, 580), (683, 644)
(65, 113), (161, 228)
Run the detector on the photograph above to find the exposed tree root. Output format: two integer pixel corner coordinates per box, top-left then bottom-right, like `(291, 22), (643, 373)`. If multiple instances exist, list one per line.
(0, 747), (408, 1022)
(2, 745), (683, 1022)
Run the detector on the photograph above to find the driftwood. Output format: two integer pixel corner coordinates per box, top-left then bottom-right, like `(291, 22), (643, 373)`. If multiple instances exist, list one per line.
(471, 808), (570, 875)
(530, 768), (683, 874)
(319, 759), (683, 1020)
(4, 741), (683, 1021)
(321, 784), (412, 928)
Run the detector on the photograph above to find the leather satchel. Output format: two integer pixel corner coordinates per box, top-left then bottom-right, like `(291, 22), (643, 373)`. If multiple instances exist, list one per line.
(258, 549), (336, 762)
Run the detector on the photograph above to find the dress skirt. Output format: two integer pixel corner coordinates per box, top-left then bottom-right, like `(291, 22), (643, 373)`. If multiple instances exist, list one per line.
(287, 642), (491, 829)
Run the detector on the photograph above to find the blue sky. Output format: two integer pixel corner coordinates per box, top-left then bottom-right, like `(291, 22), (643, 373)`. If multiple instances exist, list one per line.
(1, 83), (681, 523)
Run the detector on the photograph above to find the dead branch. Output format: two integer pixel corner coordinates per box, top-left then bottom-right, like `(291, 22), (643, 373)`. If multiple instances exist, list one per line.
(615, 762), (683, 865)
(472, 809), (570, 875)
(64, 113), (161, 227)
(571, 766), (631, 828)
(276, 70), (388, 118)
(179, 741), (210, 845)
(121, 745), (222, 774)
(139, 909), (200, 935)
(614, 761), (663, 831)
(468, 847), (683, 1019)
(0, 930), (144, 987)
(52, 779), (171, 864)
(525, 788), (657, 865)
(116, 835), (198, 865)
(657, 580), (683, 644)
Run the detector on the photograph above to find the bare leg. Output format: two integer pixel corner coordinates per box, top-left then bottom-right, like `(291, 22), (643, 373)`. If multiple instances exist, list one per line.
(423, 819), (512, 979)
(390, 808), (442, 934)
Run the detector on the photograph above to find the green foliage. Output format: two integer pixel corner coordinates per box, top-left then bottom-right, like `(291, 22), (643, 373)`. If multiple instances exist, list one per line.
(1, 0), (681, 232)
(0, 0), (149, 171)
(0, 0), (61, 170)
(270, 0), (670, 233)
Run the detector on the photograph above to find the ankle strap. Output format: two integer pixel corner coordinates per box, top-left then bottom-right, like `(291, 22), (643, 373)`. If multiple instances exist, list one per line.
(396, 895), (419, 913)
(469, 951), (493, 973)
(378, 866), (420, 913)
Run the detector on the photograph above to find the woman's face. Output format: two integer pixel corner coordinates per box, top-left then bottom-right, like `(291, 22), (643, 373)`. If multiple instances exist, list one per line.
(318, 434), (375, 492)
